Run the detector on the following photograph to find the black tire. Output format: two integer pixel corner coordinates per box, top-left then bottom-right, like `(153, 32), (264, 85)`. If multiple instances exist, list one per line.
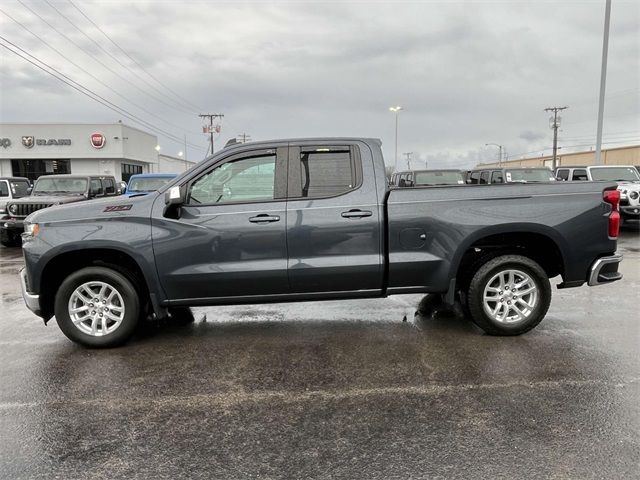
(0, 231), (21, 247)
(466, 254), (551, 336)
(54, 267), (140, 348)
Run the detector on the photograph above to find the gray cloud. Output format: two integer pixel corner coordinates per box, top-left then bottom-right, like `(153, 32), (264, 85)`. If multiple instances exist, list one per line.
(1, 0), (638, 166)
(519, 130), (546, 142)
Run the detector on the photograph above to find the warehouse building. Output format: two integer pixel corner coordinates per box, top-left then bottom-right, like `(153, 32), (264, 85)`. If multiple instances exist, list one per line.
(477, 144), (639, 169)
(0, 122), (198, 183)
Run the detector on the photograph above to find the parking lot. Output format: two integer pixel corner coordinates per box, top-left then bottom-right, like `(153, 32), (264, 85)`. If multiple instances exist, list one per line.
(0, 230), (638, 479)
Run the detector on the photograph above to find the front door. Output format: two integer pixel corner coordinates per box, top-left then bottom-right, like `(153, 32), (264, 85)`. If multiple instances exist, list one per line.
(152, 147), (290, 301)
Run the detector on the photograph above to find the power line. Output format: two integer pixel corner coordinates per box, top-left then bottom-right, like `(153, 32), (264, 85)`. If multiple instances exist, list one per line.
(15, 0), (195, 116)
(0, 8), (197, 138)
(0, 36), (205, 151)
(67, 0), (201, 113)
(42, 0), (198, 115)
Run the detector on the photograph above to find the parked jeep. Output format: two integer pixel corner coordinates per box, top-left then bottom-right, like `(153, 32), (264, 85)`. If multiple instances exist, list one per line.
(1, 174), (119, 246)
(1, 177), (31, 246)
(555, 165), (640, 225)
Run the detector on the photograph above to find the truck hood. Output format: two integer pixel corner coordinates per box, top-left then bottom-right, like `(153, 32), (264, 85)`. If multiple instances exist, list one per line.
(10, 194), (86, 205)
(26, 192), (158, 224)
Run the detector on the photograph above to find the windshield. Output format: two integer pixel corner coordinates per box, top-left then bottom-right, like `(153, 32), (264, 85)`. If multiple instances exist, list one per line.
(590, 167), (640, 182)
(33, 177), (87, 195)
(128, 177), (174, 192)
(10, 181), (30, 198)
(505, 169), (555, 183)
(414, 171), (465, 185)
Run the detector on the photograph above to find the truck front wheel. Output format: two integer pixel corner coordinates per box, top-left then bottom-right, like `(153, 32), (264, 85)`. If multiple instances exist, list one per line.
(54, 267), (140, 348)
(466, 255), (551, 335)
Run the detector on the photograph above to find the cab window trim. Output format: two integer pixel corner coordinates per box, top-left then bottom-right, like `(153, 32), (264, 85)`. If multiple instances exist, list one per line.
(184, 147), (288, 207)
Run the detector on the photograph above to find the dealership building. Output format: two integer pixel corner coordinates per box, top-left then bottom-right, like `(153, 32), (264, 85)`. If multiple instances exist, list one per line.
(0, 123), (198, 183)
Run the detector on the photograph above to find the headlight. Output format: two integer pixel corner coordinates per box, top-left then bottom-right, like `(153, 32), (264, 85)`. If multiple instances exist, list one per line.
(630, 191), (639, 200)
(9, 204), (17, 215)
(23, 222), (40, 237)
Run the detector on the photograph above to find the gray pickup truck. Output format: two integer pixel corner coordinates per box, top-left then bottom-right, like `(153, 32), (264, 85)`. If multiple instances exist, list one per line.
(19, 138), (622, 347)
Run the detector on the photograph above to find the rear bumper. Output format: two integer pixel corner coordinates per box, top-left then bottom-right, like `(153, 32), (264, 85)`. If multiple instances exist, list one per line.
(587, 254), (623, 286)
(20, 267), (42, 316)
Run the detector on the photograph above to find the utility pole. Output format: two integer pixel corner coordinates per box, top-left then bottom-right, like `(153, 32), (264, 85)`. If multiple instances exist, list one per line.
(544, 106), (568, 170)
(595, 0), (612, 165)
(403, 152), (413, 170)
(237, 133), (252, 143)
(199, 113), (224, 155)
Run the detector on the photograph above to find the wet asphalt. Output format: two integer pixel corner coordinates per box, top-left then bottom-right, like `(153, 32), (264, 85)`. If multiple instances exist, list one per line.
(0, 231), (638, 479)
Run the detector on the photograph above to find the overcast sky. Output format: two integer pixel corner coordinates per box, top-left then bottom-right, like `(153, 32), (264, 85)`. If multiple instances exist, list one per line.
(1, 0), (638, 169)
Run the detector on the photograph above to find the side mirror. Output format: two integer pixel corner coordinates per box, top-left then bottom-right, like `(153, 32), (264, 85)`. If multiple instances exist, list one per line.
(27, 187), (33, 195)
(164, 185), (185, 206)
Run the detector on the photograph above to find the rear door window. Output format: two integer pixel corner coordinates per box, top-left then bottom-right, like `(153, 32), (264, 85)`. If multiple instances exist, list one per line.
(491, 171), (504, 183)
(300, 149), (355, 197)
(572, 169), (588, 181)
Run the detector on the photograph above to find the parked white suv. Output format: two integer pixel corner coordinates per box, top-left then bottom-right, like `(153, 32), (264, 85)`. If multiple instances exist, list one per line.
(555, 165), (640, 225)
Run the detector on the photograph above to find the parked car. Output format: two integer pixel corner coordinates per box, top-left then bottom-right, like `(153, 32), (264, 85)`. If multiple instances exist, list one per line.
(555, 165), (640, 225)
(123, 173), (177, 197)
(1, 177), (31, 246)
(19, 138), (622, 347)
(467, 167), (556, 185)
(390, 169), (465, 187)
(1, 174), (119, 246)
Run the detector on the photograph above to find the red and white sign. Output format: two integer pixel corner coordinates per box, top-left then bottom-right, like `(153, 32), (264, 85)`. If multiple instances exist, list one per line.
(90, 132), (106, 149)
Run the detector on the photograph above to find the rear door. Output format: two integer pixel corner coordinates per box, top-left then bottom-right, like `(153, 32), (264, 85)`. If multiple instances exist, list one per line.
(285, 142), (383, 293)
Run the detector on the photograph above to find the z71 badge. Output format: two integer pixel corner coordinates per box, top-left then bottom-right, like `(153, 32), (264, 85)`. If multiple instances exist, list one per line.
(104, 205), (133, 212)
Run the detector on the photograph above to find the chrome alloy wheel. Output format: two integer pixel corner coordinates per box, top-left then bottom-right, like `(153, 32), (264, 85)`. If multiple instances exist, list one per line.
(482, 269), (538, 323)
(67, 281), (125, 336)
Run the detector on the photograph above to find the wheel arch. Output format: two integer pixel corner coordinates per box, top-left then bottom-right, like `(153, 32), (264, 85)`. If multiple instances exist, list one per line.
(37, 244), (164, 321)
(451, 224), (568, 290)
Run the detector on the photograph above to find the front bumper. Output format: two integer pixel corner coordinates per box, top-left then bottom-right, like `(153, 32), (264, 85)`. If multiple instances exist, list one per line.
(620, 205), (640, 218)
(20, 267), (42, 316)
(587, 254), (623, 286)
(1, 218), (25, 233)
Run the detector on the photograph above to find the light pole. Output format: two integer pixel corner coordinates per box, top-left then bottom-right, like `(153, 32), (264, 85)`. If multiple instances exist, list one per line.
(595, 0), (612, 165)
(389, 106), (403, 170)
(154, 145), (161, 173)
(485, 143), (503, 166)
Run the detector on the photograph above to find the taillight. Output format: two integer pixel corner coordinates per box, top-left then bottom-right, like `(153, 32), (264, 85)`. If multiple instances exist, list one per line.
(603, 189), (620, 238)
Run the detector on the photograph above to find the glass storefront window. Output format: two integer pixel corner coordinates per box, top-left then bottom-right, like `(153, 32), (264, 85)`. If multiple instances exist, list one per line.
(11, 159), (70, 183)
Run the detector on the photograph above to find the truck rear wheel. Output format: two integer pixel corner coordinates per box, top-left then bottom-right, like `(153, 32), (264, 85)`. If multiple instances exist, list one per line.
(466, 255), (551, 335)
(54, 267), (140, 348)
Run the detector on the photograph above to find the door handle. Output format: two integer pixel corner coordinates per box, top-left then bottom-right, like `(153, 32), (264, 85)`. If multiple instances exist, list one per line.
(341, 209), (373, 219)
(249, 214), (280, 223)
